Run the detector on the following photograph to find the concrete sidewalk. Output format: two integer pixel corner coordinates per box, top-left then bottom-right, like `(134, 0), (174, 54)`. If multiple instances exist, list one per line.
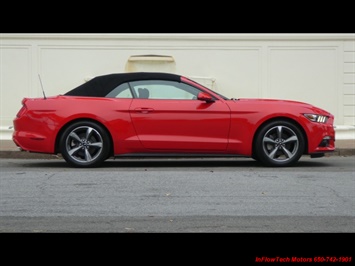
(0, 139), (354, 159)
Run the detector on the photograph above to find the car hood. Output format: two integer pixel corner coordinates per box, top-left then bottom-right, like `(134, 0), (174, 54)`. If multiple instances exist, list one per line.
(229, 98), (332, 115)
(236, 97), (308, 104)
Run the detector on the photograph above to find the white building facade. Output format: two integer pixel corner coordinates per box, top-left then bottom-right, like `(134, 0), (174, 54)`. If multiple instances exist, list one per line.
(1, 33), (354, 140)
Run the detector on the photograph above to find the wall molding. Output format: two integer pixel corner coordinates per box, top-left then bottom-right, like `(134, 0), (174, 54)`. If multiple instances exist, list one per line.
(1, 33), (355, 41)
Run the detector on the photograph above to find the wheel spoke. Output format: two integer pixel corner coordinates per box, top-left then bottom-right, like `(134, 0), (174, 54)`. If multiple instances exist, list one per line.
(84, 148), (92, 161)
(88, 142), (102, 148)
(68, 146), (81, 156)
(85, 127), (93, 140)
(281, 146), (293, 158)
(277, 126), (283, 139)
(263, 136), (276, 144)
(284, 135), (298, 144)
(69, 132), (81, 142)
(268, 147), (279, 159)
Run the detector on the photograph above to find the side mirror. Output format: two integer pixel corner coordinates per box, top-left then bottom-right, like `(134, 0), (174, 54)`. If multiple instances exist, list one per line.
(197, 92), (215, 103)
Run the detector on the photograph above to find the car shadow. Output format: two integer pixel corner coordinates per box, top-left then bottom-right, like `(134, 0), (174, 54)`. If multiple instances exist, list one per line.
(20, 156), (333, 169)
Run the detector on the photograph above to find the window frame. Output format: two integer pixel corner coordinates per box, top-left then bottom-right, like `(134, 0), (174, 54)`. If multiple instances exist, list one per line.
(128, 79), (207, 100)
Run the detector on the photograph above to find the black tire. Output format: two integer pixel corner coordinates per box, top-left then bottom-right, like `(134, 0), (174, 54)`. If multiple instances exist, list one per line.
(254, 120), (305, 167)
(59, 121), (110, 167)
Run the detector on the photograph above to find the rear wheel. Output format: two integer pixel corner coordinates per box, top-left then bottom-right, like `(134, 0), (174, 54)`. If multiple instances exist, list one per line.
(59, 121), (110, 167)
(254, 120), (305, 167)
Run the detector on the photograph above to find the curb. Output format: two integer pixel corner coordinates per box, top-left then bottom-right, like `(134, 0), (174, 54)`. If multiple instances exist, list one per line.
(0, 151), (62, 159)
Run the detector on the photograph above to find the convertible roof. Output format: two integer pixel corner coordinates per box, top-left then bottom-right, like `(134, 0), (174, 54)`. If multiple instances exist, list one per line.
(64, 72), (182, 97)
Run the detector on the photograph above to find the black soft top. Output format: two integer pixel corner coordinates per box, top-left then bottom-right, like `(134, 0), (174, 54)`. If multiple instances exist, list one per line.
(64, 72), (182, 97)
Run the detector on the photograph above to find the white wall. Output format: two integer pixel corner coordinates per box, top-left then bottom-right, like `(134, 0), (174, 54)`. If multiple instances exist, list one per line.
(1, 33), (354, 140)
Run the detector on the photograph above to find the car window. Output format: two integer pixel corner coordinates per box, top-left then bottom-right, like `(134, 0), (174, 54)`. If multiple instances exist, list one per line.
(105, 83), (133, 98)
(129, 80), (201, 100)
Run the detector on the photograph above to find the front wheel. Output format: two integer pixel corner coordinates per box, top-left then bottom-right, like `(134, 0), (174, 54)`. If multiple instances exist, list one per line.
(254, 120), (305, 167)
(59, 121), (110, 167)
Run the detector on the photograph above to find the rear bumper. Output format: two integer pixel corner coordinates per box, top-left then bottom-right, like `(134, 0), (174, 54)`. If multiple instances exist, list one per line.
(12, 131), (54, 154)
(12, 116), (56, 154)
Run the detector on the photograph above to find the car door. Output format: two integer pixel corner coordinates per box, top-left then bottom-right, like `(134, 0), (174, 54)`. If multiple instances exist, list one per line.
(128, 80), (231, 152)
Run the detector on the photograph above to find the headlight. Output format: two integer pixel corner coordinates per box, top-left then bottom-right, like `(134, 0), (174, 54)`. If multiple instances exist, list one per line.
(303, 114), (328, 123)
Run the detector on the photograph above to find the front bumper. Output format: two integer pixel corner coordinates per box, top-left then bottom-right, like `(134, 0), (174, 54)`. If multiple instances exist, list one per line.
(307, 124), (335, 155)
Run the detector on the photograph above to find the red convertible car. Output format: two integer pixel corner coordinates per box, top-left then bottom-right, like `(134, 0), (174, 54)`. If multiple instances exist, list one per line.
(13, 72), (335, 167)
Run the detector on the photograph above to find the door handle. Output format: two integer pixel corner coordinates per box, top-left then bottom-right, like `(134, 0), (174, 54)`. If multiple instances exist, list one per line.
(134, 107), (154, 114)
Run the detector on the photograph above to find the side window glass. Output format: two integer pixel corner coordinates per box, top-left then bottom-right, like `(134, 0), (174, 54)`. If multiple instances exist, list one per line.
(130, 80), (201, 100)
(105, 83), (133, 98)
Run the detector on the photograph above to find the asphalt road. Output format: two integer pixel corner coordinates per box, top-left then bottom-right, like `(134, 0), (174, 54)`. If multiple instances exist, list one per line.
(0, 156), (354, 233)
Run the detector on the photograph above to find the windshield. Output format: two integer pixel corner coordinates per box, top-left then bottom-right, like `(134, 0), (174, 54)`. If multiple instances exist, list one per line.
(182, 76), (230, 100)
(209, 88), (230, 100)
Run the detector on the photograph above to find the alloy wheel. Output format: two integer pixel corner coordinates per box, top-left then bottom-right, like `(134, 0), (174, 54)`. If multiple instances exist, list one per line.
(65, 126), (104, 163)
(262, 125), (299, 163)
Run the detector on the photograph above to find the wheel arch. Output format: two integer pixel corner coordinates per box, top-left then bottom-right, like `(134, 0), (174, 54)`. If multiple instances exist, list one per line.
(252, 116), (308, 158)
(55, 118), (114, 157)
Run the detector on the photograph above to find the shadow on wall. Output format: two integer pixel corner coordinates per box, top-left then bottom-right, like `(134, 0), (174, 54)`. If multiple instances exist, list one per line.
(125, 55), (176, 73)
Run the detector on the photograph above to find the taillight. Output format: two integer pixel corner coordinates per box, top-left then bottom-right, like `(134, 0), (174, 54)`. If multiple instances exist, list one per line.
(16, 106), (27, 118)
(16, 98), (28, 118)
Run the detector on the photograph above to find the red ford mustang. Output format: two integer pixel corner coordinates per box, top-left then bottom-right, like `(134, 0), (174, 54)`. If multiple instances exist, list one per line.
(13, 72), (335, 167)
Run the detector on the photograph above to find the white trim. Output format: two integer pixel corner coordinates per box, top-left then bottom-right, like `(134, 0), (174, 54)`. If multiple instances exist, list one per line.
(127, 55), (175, 62)
(334, 125), (355, 140)
(0, 126), (13, 140)
(1, 33), (355, 41)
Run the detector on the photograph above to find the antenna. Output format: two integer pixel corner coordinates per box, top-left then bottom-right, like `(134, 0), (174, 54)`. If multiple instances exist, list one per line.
(38, 74), (47, 99)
